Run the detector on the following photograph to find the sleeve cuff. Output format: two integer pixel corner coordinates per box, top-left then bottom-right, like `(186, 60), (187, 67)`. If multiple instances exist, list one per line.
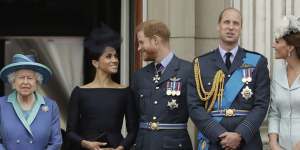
(202, 120), (227, 142)
(268, 118), (279, 134)
(235, 120), (255, 144)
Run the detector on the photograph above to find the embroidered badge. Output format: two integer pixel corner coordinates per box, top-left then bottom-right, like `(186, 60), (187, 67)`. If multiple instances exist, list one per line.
(240, 63), (253, 69)
(167, 99), (179, 110)
(241, 86), (253, 100)
(41, 106), (49, 112)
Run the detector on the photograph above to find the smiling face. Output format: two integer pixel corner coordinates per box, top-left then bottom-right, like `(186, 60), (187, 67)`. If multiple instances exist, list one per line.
(218, 9), (242, 46)
(272, 38), (292, 59)
(137, 30), (158, 61)
(13, 69), (38, 97)
(92, 46), (119, 74)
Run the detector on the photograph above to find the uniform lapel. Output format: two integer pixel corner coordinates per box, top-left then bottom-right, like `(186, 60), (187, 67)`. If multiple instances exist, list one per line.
(273, 60), (290, 90)
(27, 92), (45, 126)
(146, 62), (157, 83)
(229, 47), (245, 74)
(157, 56), (179, 85)
(7, 91), (33, 136)
(214, 49), (228, 73)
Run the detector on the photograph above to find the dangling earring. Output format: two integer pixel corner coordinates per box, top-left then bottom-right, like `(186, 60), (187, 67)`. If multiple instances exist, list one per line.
(288, 51), (291, 57)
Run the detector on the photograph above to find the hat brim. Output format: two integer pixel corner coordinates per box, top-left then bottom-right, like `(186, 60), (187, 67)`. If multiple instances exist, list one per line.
(0, 62), (52, 84)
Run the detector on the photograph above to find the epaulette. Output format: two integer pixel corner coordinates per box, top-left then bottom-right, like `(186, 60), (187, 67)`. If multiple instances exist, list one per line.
(192, 50), (215, 64)
(243, 49), (263, 56)
(195, 50), (215, 58)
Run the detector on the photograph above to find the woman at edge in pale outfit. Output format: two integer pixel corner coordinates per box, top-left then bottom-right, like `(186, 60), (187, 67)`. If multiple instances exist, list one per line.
(268, 16), (300, 150)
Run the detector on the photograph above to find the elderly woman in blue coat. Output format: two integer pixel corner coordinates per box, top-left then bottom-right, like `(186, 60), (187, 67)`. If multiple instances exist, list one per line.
(0, 54), (62, 150)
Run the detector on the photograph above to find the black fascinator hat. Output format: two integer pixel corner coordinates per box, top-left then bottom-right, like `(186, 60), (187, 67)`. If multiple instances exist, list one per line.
(84, 23), (121, 60)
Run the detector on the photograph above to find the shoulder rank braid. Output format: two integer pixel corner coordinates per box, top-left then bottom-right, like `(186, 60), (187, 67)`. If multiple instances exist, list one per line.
(193, 58), (225, 112)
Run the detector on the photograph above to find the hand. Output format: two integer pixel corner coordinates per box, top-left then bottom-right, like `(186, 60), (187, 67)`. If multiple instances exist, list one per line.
(269, 142), (282, 150)
(80, 140), (107, 150)
(293, 141), (300, 150)
(114, 146), (125, 150)
(219, 132), (241, 150)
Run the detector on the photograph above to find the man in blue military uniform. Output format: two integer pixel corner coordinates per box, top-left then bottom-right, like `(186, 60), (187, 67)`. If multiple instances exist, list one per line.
(132, 20), (193, 150)
(187, 8), (270, 149)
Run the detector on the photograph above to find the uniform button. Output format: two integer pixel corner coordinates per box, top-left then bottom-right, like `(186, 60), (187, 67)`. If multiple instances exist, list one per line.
(178, 144), (182, 147)
(16, 139), (20, 144)
(153, 116), (157, 120)
(29, 140), (33, 144)
(140, 94), (144, 98)
(227, 74), (231, 78)
(154, 101), (158, 104)
(207, 82), (211, 86)
(155, 86), (159, 90)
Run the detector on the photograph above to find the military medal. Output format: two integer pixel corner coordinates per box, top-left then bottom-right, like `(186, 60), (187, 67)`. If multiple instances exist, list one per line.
(241, 86), (253, 100)
(240, 64), (255, 100)
(242, 68), (247, 83)
(167, 99), (179, 110)
(246, 68), (253, 83)
(166, 81), (172, 95)
(170, 77), (181, 96)
(171, 83), (177, 96)
(153, 75), (160, 83)
(175, 82), (181, 96)
(241, 64), (254, 84)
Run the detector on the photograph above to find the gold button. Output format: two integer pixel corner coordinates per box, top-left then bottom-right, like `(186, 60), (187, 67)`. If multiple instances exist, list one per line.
(153, 116), (157, 120)
(154, 101), (158, 104)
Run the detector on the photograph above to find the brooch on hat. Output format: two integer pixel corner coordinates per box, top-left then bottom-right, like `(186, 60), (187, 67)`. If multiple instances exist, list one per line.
(41, 106), (49, 112)
(167, 99), (179, 110)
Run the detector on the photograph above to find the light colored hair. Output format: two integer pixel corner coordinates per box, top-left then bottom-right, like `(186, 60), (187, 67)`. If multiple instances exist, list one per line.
(8, 71), (43, 88)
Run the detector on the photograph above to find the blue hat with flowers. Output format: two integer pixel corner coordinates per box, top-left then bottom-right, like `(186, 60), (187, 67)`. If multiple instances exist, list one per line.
(0, 54), (52, 84)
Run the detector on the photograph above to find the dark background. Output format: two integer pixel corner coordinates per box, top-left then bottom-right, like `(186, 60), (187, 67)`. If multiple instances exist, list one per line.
(0, 0), (123, 89)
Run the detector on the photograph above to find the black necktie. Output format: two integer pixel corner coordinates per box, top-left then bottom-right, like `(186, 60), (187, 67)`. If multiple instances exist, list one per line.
(225, 52), (232, 69)
(155, 63), (163, 76)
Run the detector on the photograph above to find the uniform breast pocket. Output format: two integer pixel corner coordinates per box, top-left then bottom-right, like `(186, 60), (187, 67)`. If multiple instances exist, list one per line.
(137, 89), (152, 111)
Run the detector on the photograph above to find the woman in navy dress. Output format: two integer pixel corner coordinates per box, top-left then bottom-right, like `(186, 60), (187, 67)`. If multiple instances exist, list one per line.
(66, 24), (138, 150)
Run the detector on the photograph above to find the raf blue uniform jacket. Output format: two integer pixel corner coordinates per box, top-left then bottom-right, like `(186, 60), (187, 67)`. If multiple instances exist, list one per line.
(187, 47), (270, 149)
(0, 91), (62, 150)
(132, 55), (193, 150)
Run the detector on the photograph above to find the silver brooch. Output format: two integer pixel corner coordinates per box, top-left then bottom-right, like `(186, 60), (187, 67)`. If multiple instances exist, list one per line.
(41, 106), (49, 112)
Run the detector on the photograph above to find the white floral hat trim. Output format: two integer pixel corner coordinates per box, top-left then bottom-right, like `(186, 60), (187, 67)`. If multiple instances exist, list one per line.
(274, 15), (300, 39)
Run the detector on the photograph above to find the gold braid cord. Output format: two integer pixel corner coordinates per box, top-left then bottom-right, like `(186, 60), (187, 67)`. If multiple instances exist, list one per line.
(193, 58), (225, 112)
